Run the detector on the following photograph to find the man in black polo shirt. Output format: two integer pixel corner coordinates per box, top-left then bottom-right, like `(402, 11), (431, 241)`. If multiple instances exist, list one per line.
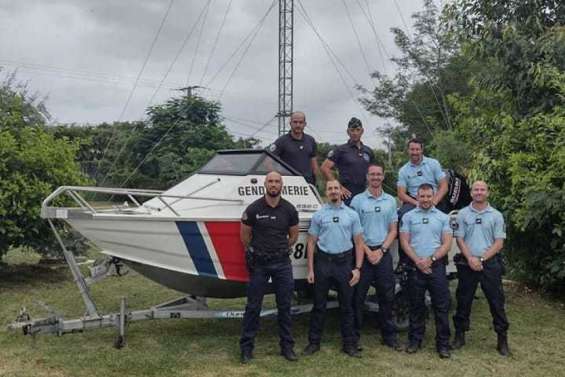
(321, 117), (374, 205)
(239, 171), (300, 364)
(269, 111), (319, 185)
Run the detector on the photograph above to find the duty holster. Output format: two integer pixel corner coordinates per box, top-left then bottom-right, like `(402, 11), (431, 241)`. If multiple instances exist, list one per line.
(245, 246), (257, 273)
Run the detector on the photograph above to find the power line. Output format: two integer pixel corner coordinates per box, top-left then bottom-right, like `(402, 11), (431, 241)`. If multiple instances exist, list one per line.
(391, 0), (453, 130)
(219, 0), (277, 98)
(96, 0), (175, 183)
(340, 0), (372, 75)
(354, 0), (388, 71)
(200, 0), (233, 85)
(186, 0), (214, 86)
(145, 0), (213, 109)
(296, 1), (357, 95)
(116, 0), (175, 123)
(205, 0), (277, 88)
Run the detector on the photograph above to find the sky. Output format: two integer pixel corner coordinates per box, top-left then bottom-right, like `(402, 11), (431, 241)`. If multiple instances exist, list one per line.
(0, 0), (427, 149)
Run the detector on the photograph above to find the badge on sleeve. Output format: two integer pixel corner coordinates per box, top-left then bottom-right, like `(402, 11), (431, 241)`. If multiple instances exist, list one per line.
(328, 149), (335, 158)
(268, 144), (277, 152)
(241, 211), (248, 221)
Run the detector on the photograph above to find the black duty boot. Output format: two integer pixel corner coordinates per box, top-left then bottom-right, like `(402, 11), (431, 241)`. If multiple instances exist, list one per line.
(497, 334), (510, 356)
(281, 348), (298, 362)
(240, 349), (253, 364)
(405, 341), (421, 354)
(438, 347), (451, 359)
(343, 344), (362, 358)
(303, 343), (320, 356)
(452, 332), (466, 350)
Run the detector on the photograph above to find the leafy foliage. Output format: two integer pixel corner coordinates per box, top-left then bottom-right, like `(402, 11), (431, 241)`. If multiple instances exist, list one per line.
(362, 0), (565, 290)
(0, 74), (88, 257)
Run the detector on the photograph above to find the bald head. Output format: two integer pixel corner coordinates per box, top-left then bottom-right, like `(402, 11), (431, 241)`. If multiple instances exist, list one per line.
(290, 111), (306, 122)
(265, 171), (283, 198)
(289, 111), (306, 136)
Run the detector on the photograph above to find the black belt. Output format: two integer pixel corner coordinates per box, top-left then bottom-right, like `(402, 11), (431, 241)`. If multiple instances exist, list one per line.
(367, 244), (383, 251)
(316, 248), (353, 263)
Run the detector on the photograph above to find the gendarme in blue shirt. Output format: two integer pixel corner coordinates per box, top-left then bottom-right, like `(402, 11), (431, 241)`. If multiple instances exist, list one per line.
(308, 202), (363, 254)
(350, 190), (398, 247)
(397, 156), (446, 198)
(400, 207), (451, 257)
(454, 204), (506, 257)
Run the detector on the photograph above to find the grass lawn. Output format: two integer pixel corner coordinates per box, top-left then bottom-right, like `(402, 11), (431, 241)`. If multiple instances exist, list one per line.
(1, 249), (564, 377)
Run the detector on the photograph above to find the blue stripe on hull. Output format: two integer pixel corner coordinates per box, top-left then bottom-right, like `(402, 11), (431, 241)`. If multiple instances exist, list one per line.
(176, 221), (217, 277)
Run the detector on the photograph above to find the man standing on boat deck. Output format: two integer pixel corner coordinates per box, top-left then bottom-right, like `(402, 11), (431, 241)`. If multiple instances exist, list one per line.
(321, 117), (374, 206)
(350, 164), (402, 352)
(239, 171), (300, 363)
(269, 111), (319, 185)
(303, 180), (364, 358)
(397, 138), (448, 218)
(400, 183), (453, 359)
(451, 181), (510, 356)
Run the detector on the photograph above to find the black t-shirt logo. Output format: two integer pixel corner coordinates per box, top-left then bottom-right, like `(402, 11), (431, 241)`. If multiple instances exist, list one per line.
(422, 218), (429, 224)
(417, 170), (423, 176)
(299, 145), (304, 150)
(333, 216), (339, 223)
(475, 218), (482, 224)
(375, 206), (381, 212)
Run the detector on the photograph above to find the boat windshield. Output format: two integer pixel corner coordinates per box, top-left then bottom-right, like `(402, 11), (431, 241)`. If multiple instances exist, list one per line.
(199, 151), (296, 176)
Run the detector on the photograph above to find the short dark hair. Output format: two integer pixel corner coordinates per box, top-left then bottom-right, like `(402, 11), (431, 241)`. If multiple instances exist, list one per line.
(407, 138), (424, 148)
(417, 183), (434, 193)
(367, 164), (384, 173)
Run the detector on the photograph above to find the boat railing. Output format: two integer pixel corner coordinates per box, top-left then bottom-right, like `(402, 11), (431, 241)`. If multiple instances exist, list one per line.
(41, 185), (244, 218)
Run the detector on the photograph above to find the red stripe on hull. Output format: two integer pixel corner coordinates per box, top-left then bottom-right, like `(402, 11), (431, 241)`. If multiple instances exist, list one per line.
(204, 221), (249, 282)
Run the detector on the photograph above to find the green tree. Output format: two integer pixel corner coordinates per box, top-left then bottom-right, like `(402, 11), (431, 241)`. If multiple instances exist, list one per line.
(0, 74), (88, 257)
(449, 0), (565, 290)
(358, 0), (472, 145)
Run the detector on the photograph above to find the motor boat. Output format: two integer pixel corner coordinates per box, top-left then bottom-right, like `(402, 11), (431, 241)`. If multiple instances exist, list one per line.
(41, 149), (321, 298)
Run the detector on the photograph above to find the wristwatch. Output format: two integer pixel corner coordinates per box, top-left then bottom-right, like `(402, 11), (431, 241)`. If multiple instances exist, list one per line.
(354, 266), (362, 271)
(431, 255), (437, 262)
(480, 256), (485, 263)
(381, 247), (389, 254)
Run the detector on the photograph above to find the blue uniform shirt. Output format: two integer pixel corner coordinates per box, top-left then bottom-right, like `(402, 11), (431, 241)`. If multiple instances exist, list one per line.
(454, 204), (506, 257)
(350, 190), (398, 247)
(400, 207), (451, 257)
(308, 202), (363, 254)
(397, 156), (446, 198)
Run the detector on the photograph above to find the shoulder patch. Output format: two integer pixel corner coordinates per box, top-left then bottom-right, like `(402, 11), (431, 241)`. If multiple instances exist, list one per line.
(241, 211), (248, 221)
(268, 143), (277, 152)
(327, 149), (334, 158)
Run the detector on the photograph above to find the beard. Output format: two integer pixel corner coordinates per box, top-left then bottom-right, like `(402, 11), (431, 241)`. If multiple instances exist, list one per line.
(267, 189), (281, 198)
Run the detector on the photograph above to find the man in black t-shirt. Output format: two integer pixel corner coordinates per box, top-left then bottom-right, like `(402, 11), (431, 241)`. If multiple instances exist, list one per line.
(239, 171), (300, 364)
(269, 111), (319, 185)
